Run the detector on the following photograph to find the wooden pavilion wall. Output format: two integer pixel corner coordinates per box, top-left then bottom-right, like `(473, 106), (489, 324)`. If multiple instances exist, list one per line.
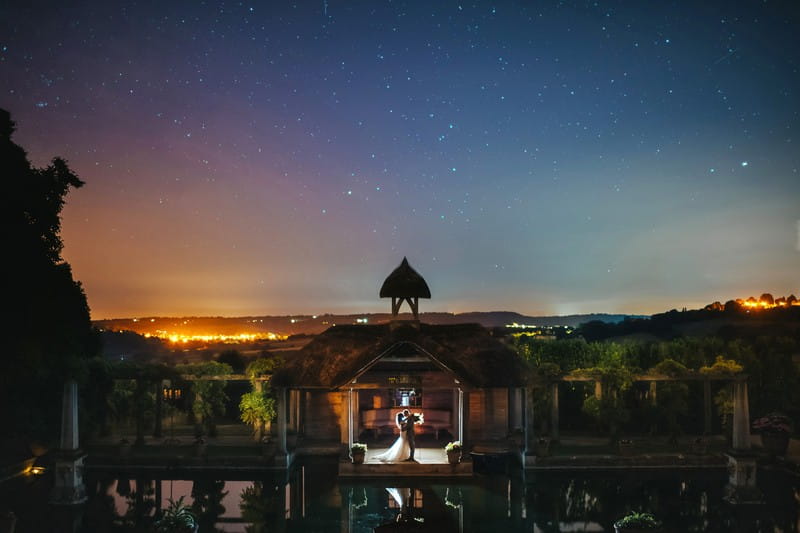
(467, 388), (509, 441)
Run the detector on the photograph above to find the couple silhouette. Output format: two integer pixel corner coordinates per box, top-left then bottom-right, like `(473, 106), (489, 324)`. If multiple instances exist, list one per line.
(374, 409), (423, 463)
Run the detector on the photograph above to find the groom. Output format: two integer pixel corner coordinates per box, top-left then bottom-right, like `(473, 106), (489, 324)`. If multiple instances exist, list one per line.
(402, 409), (422, 461)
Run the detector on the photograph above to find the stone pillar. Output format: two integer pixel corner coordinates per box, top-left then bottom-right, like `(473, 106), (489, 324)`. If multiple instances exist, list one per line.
(276, 387), (289, 466)
(457, 388), (464, 442)
(134, 379), (146, 446)
(60, 380), (79, 451)
(732, 380), (751, 451)
(594, 381), (602, 399)
(51, 380), (88, 505)
(153, 380), (164, 438)
(453, 389), (460, 439)
(508, 387), (523, 432)
(299, 390), (307, 437)
(288, 390), (296, 433)
(550, 383), (559, 441)
(349, 389), (359, 445)
(703, 380), (712, 435)
(524, 386), (537, 467)
(648, 381), (659, 435)
(292, 390), (301, 433)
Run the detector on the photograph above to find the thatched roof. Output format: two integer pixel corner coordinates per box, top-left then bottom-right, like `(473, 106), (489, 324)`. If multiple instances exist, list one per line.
(272, 322), (528, 389)
(379, 257), (431, 298)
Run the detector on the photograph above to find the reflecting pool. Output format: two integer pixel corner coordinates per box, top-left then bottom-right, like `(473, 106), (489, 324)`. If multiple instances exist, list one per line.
(1, 459), (798, 531)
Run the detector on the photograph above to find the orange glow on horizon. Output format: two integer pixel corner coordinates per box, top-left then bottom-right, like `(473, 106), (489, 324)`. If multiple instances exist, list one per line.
(737, 298), (798, 311)
(142, 331), (287, 343)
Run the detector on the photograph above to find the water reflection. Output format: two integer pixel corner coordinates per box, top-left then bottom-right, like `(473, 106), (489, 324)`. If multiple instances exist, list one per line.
(3, 460), (798, 531)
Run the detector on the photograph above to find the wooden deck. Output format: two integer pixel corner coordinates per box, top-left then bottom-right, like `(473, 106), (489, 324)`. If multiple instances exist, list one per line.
(339, 446), (473, 477)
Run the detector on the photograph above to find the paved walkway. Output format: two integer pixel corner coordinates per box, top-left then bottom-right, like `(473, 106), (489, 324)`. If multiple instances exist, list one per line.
(364, 446), (447, 464)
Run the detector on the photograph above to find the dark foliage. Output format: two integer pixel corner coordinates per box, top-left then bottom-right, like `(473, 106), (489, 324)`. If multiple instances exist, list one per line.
(1, 108), (99, 447)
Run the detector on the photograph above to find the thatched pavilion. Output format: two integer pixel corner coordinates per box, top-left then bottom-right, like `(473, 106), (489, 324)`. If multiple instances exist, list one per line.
(271, 259), (529, 466)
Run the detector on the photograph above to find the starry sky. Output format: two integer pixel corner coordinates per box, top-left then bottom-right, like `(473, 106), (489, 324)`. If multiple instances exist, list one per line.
(2, 1), (799, 319)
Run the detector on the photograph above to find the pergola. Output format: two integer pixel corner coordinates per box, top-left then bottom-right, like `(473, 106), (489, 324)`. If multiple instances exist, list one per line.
(521, 371), (751, 466)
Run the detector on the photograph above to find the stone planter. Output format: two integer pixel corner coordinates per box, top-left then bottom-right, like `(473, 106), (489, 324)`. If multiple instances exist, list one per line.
(617, 440), (635, 457)
(761, 433), (789, 457)
(614, 527), (661, 533)
(447, 450), (462, 464)
(350, 451), (365, 465)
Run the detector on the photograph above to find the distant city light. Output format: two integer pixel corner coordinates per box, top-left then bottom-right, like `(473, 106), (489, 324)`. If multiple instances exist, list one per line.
(143, 331), (286, 343)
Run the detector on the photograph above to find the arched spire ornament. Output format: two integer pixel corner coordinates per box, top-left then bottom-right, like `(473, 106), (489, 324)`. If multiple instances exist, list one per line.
(379, 257), (431, 320)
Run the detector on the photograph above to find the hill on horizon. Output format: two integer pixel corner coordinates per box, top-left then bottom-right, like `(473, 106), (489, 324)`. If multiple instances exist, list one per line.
(94, 311), (643, 337)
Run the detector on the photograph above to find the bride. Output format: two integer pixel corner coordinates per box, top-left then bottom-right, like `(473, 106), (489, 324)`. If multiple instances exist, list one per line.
(373, 411), (410, 462)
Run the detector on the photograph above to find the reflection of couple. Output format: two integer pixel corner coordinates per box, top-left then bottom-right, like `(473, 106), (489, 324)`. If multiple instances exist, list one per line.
(375, 409), (423, 462)
(374, 488), (420, 532)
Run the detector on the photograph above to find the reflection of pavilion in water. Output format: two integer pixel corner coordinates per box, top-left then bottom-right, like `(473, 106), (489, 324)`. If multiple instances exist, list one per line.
(272, 258), (529, 470)
(97, 466), (510, 532)
(86, 463), (780, 531)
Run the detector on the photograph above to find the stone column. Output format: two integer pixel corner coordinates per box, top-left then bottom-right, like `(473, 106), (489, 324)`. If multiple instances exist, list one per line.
(134, 379), (146, 446)
(51, 380), (88, 505)
(550, 383), (559, 442)
(60, 380), (79, 451)
(457, 388), (464, 442)
(153, 380), (164, 438)
(594, 381), (602, 399)
(703, 379), (712, 435)
(276, 387), (289, 466)
(508, 387), (523, 433)
(523, 386), (537, 467)
(349, 389), (359, 445)
(299, 390), (307, 438)
(453, 389), (460, 439)
(732, 380), (751, 451)
(649, 381), (659, 435)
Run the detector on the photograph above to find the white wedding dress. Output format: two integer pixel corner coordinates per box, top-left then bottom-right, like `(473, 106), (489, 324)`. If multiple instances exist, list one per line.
(373, 414), (411, 463)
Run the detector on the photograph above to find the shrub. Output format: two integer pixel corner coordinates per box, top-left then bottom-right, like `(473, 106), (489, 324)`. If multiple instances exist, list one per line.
(155, 496), (197, 532)
(614, 511), (660, 530)
(445, 441), (462, 453)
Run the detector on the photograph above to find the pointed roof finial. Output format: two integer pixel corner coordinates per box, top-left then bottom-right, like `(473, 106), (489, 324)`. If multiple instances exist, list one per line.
(379, 257), (431, 298)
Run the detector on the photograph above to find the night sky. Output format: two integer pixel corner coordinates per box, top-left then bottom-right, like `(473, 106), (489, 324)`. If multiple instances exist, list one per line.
(2, 1), (798, 319)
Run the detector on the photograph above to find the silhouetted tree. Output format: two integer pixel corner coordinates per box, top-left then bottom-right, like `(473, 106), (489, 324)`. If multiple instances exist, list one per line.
(759, 293), (774, 306)
(217, 349), (246, 373)
(1, 108), (98, 446)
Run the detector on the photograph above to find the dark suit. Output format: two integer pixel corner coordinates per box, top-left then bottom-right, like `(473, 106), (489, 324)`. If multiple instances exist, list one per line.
(404, 413), (420, 459)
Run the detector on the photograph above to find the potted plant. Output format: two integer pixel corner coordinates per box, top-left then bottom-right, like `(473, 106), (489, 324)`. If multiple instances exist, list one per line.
(614, 511), (661, 532)
(753, 413), (792, 457)
(350, 442), (367, 464)
(154, 496), (198, 532)
(617, 438), (634, 456)
(445, 441), (462, 464)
